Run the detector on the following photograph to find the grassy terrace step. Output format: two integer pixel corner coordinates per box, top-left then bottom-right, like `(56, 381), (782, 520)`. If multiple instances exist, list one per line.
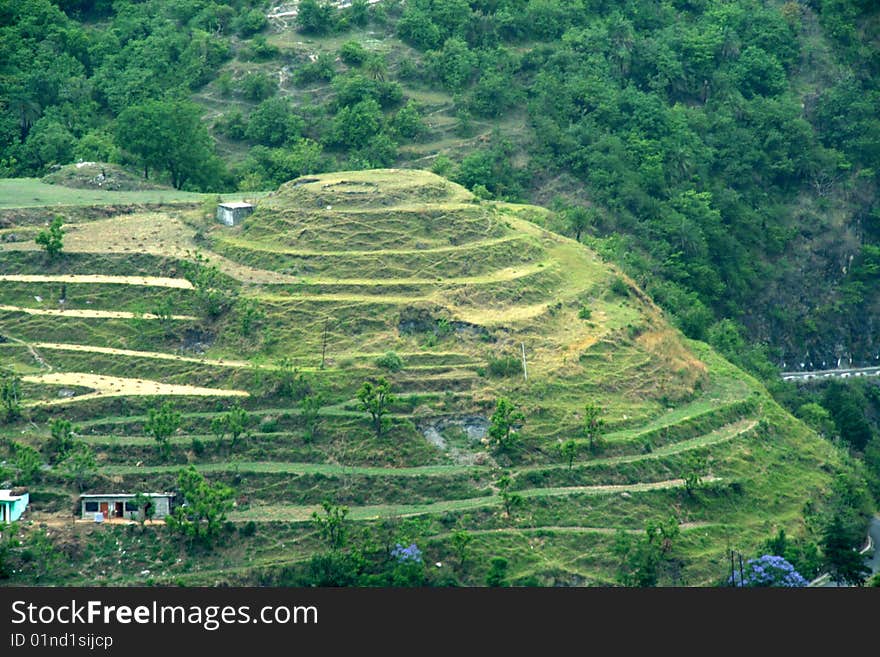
(227, 477), (702, 522)
(97, 419), (755, 476)
(211, 233), (541, 279)
(0, 178), (228, 209)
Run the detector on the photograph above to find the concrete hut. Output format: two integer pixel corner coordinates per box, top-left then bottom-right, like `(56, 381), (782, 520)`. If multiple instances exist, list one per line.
(216, 202), (254, 226)
(0, 489), (29, 524)
(79, 493), (174, 522)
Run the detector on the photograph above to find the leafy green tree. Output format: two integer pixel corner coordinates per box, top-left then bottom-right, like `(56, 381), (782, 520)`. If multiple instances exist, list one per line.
(497, 473), (523, 518)
(390, 100), (426, 140)
(0, 371), (23, 424)
(357, 378), (396, 440)
(485, 556), (508, 587)
(821, 513), (870, 586)
(166, 467), (235, 546)
(297, 0), (336, 35)
(328, 98), (384, 150)
(220, 404), (252, 449)
(245, 97), (303, 147)
(557, 439), (579, 470)
(340, 41), (368, 67)
(59, 442), (97, 491)
(300, 392), (325, 443)
(561, 206), (597, 243)
(451, 529), (472, 572)
(35, 216), (64, 258)
(583, 403), (605, 452)
(682, 454), (707, 497)
(182, 252), (236, 319)
(115, 99), (217, 189)
(239, 71), (276, 101)
(488, 398), (524, 452)
(311, 500), (349, 550)
(614, 517), (682, 587)
(145, 401), (181, 459)
(131, 492), (155, 528)
(13, 443), (42, 486)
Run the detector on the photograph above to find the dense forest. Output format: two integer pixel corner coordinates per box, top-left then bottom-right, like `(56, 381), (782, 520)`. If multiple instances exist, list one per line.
(1, 0), (879, 488)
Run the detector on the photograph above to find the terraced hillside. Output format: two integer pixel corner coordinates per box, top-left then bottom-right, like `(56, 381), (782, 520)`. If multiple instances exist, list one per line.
(0, 170), (845, 586)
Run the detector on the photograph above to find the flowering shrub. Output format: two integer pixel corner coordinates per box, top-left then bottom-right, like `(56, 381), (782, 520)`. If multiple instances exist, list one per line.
(391, 542), (423, 564)
(729, 554), (809, 587)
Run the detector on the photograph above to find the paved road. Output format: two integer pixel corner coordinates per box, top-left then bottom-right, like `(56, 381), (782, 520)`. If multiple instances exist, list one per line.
(781, 366), (880, 382)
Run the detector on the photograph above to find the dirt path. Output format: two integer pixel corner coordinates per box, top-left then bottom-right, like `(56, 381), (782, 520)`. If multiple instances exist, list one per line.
(0, 274), (193, 289)
(22, 372), (248, 403)
(0, 304), (196, 320)
(29, 341), (252, 368)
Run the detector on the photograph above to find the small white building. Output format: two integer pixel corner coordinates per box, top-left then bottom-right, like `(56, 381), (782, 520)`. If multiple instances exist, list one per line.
(217, 202), (255, 226)
(0, 489), (29, 524)
(80, 493), (174, 522)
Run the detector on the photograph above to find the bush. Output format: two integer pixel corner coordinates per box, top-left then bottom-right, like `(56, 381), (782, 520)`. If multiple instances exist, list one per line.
(235, 9), (268, 37)
(610, 277), (630, 297)
(375, 351), (404, 372)
(487, 355), (522, 377)
(340, 41), (368, 66)
(578, 306), (592, 320)
(239, 72), (276, 102)
(240, 520), (257, 537)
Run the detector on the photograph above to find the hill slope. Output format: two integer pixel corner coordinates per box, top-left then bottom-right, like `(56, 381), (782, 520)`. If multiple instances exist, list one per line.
(0, 169), (849, 586)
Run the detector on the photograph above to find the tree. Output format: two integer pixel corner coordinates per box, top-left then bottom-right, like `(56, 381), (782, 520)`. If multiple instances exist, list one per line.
(451, 529), (472, 572)
(130, 492), (155, 528)
(165, 467), (235, 546)
(561, 206), (597, 243)
(213, 404), (252, 449)
(497, 474), (523, 518)
(822, 513), (870, 586)
(583, 403), (605, 452)
(556, 439), (579, 470)
(300, 392), (324, 443)
(488, 398), (524, 452)
(115, 99), (216, 189)
(47, 418), (77, 463)
(12, 443), (42, 486)
(35, 216), (64, 257)
(59, 442), (96, 491)
(729, 554), (809, 587)
(311, 500), (349, 550)
(296, 0), (335, 35)
(485, 556), (508, 587)
(682, 454), (707, 497)
(182, 252), (236, 320)
(145, 401), (181, 459)
(614, 517), (682, 587)
(245, 97), (303, 147)
(356, 378), (395, 440)
(0, 371), (22, 424)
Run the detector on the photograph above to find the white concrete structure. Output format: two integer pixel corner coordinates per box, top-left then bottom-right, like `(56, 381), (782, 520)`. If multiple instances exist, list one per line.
(217, 202), (255, 226)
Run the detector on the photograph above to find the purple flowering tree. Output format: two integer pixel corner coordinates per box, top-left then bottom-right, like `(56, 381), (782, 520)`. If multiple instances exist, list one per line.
(729, 554), (809, 587)
(391, 542), (423, 564)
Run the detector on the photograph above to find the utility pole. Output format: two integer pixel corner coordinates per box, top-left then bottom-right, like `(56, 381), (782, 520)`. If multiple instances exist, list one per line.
(521, 342), (528, 381)
(320, 318), (330, 370)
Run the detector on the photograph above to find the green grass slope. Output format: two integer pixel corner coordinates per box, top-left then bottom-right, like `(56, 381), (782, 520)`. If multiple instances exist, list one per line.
(0, 169), (847, 586)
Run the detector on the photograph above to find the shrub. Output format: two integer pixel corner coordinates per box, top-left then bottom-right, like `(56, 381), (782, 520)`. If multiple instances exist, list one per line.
(610, 276), (630, 297)
(487, 355), (521, 377)
(340, 41), (368, 66)
(578, 305), (592, 320)
(375, 351), (404, 372)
